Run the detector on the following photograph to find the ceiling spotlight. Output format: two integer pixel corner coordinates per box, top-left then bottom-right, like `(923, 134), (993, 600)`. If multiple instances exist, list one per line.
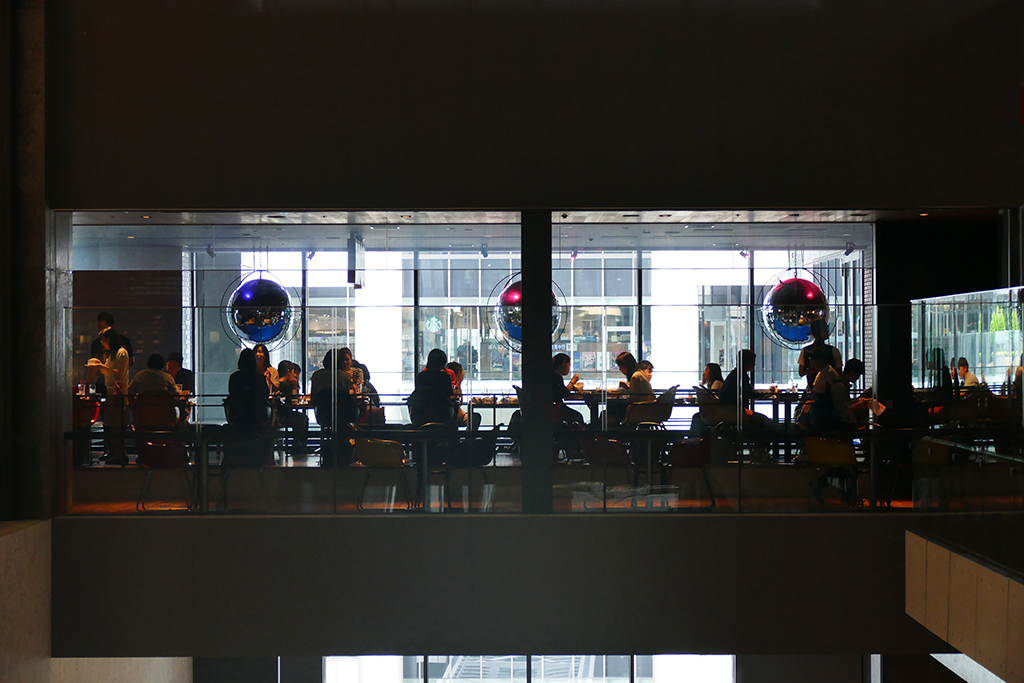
(739, 250), (748, 258)
(306, 250), (316, 260)
(141, 215), (151, 219)
(481, 243), (489, 259)
(571, 248), (578, 260)
(206, 245), (216, 259)
(844, 242), (856, 256)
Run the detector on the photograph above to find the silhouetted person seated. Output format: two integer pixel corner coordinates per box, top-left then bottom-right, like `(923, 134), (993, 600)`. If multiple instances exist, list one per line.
(955, 357), (979, 388)
(222, 348), (274, 467)
(448, 361), (481, 431)
(127, 354), (179, 396)
(407, 348), (456, 428)
(276, 360), (309, 462)
(797, 319), (842, 390)
(310, 350), (360, 465)
(720, 349), (778, 463)
(808, 358), (870, 431)
(165, 351), (195, 394)
(552, 353), (586, 426)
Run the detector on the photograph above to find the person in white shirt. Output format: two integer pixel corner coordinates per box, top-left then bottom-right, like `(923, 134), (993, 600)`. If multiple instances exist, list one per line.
(85, 328), (131, 465)
(628, 360), (656, 403)
(956, 357), (979, 387)
(127, 354), (179, 395)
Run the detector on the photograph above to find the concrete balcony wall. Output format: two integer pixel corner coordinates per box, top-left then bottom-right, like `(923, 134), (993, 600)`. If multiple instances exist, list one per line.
(906, 530), (1024, 683)
(52, 514), (948, 659)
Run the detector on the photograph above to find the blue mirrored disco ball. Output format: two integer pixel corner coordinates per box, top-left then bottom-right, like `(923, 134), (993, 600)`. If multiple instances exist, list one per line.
(228, 279), (291, 343)
(761, 277), (829, 347)
(494, 281), (560, 349)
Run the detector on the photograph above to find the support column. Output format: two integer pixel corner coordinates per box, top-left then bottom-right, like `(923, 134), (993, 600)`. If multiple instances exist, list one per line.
(520, 209), (553, 514)
(9, 0), (64, 520)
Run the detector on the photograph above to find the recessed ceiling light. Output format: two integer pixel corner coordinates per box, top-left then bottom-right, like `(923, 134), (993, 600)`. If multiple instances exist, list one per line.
(850, 212), (868, 217)
(623, 214), (640, 218)
(127, 235), (135, 239)
(659, 214), (671, 218)
(141, 215), (150, 219)
(400, 215), (412, 219)
(920, 213), (929, 217)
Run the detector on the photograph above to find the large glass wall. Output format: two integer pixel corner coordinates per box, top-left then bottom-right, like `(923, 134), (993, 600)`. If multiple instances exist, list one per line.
(67, 209), (893, 515)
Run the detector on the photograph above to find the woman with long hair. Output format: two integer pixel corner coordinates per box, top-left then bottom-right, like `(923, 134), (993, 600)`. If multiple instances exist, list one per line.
(702, 362), (725, 392)
(253, 343), (279, 393)
(86, 328), (131, 465)
(408, 348), (456, 427)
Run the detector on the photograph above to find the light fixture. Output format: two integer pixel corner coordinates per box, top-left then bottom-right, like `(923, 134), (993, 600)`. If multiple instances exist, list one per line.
(141, 215), (150, 219)
(571, 248), (578, 260)
(844, 242), (856, 256)
(919, 212), (929, 217)
(306, 250), (316, 260)
(739, 250), (748, 258)
(481, 243), (489, 258)
(206, 245), (216, 259)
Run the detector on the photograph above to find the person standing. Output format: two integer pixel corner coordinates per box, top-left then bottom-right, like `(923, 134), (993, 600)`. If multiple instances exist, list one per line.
(86, 328), (131, 465)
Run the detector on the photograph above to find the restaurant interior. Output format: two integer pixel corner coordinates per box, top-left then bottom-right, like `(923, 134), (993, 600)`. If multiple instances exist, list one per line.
(64, 208), (1023, 517)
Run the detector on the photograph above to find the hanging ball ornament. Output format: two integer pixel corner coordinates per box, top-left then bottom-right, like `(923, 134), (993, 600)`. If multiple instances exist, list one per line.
(493, 280), (561, 351)
(227, 278), (292, 343)
(761, 277), (830, 347)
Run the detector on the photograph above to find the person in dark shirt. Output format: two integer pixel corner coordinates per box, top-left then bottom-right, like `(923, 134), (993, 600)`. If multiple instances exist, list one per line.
(165, 351), (195, 394)
(408, 348), (456, 427)
(552, 353), (585, 425)
(720, 349), (777, 463)
(276, 360), (309, 461)
(720, 349), (757, 407)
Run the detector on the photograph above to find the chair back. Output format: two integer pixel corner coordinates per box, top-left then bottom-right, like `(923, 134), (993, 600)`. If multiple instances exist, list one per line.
(129, 390), (180, 431)
(223, 388), (272, 427)
(73, 396), (101, 427)
(621, 401), (673, 427)
(354, 439), (406, 468)
(313, 387), (359, 428)
(665, 438), (712, 467)
(136, 439), (190, 469)
(803, 436), (856, 466)
(580, 436), (632, 468)
(911, 438), (949, 466)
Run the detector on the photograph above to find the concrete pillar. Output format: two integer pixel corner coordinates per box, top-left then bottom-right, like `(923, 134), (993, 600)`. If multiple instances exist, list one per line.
(9, 0), (69, 520)
(519, 209), (553, 513)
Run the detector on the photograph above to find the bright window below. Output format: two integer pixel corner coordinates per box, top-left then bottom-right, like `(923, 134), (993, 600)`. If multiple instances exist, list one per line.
(324, 655), (735, 682)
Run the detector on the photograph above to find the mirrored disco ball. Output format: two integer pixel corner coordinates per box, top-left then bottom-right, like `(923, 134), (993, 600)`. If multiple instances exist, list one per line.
(228, 279), (291, 343)
(761, 277), (829, 347)
(493, 281), (560, 349)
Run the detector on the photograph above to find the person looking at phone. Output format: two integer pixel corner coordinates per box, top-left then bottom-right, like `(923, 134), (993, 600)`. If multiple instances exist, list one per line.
(552, 353), (585, 425)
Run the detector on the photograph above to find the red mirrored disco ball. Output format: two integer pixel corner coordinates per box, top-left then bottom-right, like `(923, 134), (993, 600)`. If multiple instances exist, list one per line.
(494, 280), (560, 347)
(762, 277), (829, 344)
